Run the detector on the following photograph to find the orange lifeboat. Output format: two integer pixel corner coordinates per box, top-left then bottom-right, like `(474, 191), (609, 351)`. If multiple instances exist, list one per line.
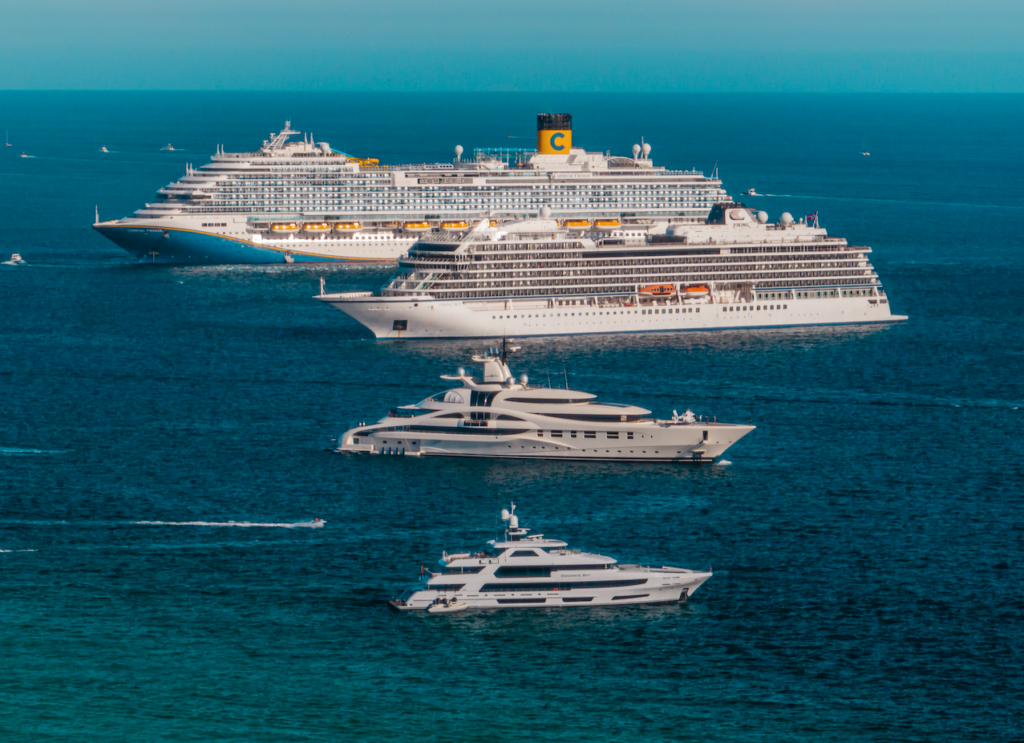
(594, 219), (621, 231)
(441, 221), (469, 231)
(563, 219), (591, 230)
(334, 222), (363, 233)
(682, 285), (710, 298)
(302, 222), (332, 234)
(640, 284), (677, 297)
(270, 222), (300, 234)
(403, 221), (431, 232)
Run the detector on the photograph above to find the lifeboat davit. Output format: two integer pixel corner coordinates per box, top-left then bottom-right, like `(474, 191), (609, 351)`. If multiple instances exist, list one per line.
(594, 219), (621, 231)
(441, 221), (469, 231)
(403, 221), (431, 232)
(640, 284), (677, 297)
(563, 219), (591, 230)
(682, 285), (710, 298)
(303, 222), (332, 234)
(270, 222), (300, 234)
(334, 222), (363, 233)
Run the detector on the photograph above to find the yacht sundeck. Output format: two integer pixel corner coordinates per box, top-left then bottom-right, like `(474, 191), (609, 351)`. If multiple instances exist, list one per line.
(390, 503), (713, 611)
(334, 342), (753, 462)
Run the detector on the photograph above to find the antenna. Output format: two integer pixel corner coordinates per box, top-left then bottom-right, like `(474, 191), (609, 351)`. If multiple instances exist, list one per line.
(94, 205), (99, 224)
(562, 361), (569, 390)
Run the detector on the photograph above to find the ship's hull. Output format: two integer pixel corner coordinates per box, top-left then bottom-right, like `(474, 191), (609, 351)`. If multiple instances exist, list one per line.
(319, 293), (908, 339)
(390, 570), (712, 611)
(338, 422), (753, 462)
(94, 223), (411, 265)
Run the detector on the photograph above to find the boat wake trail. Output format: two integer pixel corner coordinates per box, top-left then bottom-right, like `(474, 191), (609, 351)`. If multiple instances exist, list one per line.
(0, 446), (70, 455)
(135, 520), (326, 529)
(0, 549), (38, 553)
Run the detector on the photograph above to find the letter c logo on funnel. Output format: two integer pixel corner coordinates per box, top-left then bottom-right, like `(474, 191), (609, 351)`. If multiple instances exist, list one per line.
(550, 132), (565, 151)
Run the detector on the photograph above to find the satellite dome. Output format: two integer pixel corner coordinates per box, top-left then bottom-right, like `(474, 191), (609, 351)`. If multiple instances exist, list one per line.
(509, 514), (519, 529)
(641, 142), (651, 158)
(632, 144), (641, 158)
(757, 211), (768, 224)
(457, 367), (466, 376)
(519, 374), (529, 385)
(454, 144), (463, 161)
(780, 212), (794, 225)
(540, 205), (552, 219)
(501, 508), (510, 521)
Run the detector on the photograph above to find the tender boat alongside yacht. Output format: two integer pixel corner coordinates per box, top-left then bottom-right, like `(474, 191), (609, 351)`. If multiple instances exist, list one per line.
(390, 503), (713, 611)
(334, 343), (753, 462)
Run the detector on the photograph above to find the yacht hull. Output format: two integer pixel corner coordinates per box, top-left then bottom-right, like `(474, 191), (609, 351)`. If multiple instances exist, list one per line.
(391, 570), (712, 611)
(320, 293), (907, 339)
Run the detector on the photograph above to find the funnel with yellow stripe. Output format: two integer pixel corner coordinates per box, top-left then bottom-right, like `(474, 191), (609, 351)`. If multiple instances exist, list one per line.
(537, 113), (572, 154)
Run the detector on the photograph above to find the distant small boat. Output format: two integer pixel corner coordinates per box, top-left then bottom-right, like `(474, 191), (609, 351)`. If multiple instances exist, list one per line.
(861, 152), (870, 156)
(101, 146), (109, 153)
(747, 187), (760, 196)
(2, 253), (26, 266)
(19, 152), (32, 158)
(4, 130), (11, 147)
(161, 144), (176, 151)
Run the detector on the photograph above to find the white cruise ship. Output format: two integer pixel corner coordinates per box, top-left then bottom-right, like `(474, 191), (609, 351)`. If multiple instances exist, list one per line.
(318, 204), (907, 338)
(335, 343), (753, 462)
(390, 503), (713, 612)
(92, 115), (729, 265)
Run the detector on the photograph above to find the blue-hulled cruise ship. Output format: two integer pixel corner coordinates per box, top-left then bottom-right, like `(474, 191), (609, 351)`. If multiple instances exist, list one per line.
(93, 115), (731, 265)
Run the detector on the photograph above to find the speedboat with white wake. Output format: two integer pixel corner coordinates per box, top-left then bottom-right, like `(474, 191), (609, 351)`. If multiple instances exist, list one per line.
(389, 503), (713, 611)
(334, 341), (753, 463)
(2, 254), (26, 266)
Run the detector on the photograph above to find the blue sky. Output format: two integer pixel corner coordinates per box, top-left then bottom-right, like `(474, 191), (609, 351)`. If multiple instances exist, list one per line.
(3, 0), (1023, 91)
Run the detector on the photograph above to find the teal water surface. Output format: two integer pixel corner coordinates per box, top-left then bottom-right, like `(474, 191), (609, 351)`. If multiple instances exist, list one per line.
(1, 93), (1023, 742)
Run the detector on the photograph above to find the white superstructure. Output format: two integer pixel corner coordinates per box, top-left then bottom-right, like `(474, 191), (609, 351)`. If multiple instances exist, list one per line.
(93, 116), (729, 264)
(335, 343), (753, 462)
(318, 204), (907, 338)
(390, 503), (713, 611)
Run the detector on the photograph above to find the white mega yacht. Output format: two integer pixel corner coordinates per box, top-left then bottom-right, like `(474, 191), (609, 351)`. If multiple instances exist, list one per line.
(334, 343), (753, 462)
(390, 503), (713, 611)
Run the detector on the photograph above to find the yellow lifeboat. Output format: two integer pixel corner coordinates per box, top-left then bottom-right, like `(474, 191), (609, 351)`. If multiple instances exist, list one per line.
(403, 221), (431, 232)
(334, 222), (363, 233)
(563, 219), (591, 230)
(640, 284), (677, 297)
(302, 222), (332, 234)
(489, 220), (499, 227)
(594, 219), (621, 231)
(682, 285), (710, 297)
(270, 222), (300, 234)
(441, 221), (469, 231)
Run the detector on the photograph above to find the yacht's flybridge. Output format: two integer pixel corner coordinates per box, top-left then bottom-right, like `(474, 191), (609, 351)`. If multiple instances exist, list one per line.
(334, 342), (752, 462)
(390, 503), (713, 612)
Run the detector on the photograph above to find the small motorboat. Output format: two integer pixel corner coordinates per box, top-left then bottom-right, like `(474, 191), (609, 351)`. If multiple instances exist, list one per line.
(563, 219), (591, 230)
(334, 222), (363, 233)
(2, 253), (26, 265)
(101, 146), (109, 153)
(640, 283), (677, 297)
(161, 144), (176, 151)
(426, 597), (469, 614)
(747, 187), (760, 196)
(270, 222), (300, 235)
(861, 151), (870, 156)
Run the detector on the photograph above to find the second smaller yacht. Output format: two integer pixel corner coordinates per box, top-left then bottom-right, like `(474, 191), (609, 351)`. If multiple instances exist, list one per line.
(390, 503), (713, 611)
(334, 342), (754, 462)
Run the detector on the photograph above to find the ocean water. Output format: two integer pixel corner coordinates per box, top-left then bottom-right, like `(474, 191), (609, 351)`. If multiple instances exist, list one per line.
(1, 92), (1023, 742)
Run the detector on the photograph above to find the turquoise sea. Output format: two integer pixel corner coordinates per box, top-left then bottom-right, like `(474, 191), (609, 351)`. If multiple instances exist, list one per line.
(1, 93), (1022, 741)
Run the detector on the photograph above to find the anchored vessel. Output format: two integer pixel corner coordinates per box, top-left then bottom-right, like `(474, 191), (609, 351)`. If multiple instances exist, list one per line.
(93, 115), (729, 265)
(335, 344), (752, 462)
(390, 503), (713, 611)
(319, 204), (906, 338)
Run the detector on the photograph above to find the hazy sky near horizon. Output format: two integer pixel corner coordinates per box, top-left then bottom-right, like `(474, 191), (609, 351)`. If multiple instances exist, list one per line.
(3, 0), (1023, 92)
